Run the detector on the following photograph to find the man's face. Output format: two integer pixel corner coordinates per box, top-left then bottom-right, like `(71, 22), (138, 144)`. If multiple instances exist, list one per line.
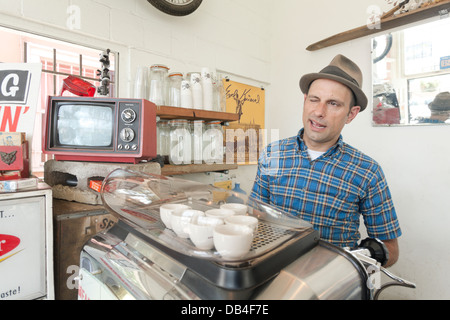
(302, 78), (360, 152)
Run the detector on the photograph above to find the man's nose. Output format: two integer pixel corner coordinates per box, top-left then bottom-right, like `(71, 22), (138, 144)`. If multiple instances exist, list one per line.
(314, 102), (327, 117)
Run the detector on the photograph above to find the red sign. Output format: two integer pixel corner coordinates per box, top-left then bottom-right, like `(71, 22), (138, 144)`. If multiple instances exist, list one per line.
(0, 234), (20, 258)
(0, 64), (42, 158)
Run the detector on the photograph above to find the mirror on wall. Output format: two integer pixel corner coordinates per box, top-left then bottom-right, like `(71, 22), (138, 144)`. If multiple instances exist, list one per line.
(372, 17), (450, 126)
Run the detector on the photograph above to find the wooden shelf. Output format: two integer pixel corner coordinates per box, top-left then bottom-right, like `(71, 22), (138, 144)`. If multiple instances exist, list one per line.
(161, 163), (238, 175)
(156, 105), (239, 123)
(156, 106), (240, 175)
(307, 0), (450, 51)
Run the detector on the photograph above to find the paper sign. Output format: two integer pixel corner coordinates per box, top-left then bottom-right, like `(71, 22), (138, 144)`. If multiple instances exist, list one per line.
(440, 56), (450, 70)
(224, 80), (265, 127)
(224, 80), (265, 164)
(0, 196), (46, 300)
(0, 63), (42, 146)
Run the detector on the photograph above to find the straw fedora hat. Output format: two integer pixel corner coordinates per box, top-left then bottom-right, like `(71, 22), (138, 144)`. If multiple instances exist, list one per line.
(299, 54), (368, 111)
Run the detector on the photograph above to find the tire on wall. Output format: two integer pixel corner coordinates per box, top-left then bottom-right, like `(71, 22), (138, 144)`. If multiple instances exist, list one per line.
(147, 0), (203, 16)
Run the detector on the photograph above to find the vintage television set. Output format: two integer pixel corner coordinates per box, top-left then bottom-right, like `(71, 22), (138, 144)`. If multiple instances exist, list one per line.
(42, 96), (157, 163)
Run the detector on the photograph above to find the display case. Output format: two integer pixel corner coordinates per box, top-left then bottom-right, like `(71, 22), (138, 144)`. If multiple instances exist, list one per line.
(0, 184), (54, 300)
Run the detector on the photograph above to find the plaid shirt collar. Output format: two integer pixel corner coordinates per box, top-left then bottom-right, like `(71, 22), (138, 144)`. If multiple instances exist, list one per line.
(296, 128), (344, 159)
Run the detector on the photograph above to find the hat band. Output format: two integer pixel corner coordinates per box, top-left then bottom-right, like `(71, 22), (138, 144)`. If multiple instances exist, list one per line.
(320, 66), (360, 87)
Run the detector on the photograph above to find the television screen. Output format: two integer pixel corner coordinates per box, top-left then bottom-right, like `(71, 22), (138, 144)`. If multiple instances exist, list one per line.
(57, 104), (113, 147)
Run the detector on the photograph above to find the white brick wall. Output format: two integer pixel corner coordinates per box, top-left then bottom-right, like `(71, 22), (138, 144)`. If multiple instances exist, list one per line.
(0, 0), (269, 195)
(0, 0), (271, 97)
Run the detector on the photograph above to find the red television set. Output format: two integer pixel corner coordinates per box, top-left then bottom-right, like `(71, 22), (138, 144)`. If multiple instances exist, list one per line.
(43, 96), (157, 164)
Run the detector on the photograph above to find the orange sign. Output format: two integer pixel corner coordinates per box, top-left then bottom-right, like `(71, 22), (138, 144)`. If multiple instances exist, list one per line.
(224, 80), (265, 165)
(224, 80), (265, 126)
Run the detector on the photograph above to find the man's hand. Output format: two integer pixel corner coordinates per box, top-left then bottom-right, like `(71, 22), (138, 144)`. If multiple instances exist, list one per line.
(382, 238), (399, 267)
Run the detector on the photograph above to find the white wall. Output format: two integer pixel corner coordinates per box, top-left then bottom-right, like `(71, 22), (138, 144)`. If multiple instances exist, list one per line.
(1, 0), (448, 300)
(0, 0), (267, 192)
(268, 0), (450, 300)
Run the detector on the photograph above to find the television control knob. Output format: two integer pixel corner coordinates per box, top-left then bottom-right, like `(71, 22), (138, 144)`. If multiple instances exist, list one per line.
(120, 128), (135, 143)
(131, 144), (138, 151)
(118, 144), (123, 150)
(121, 108), (137, 123)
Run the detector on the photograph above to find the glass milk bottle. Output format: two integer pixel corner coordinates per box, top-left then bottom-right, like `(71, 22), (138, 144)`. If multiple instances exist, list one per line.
(169, 119), (191, 165)
(134, 66), (149, 99)
(168, 72), (183, 108)
(191, 120), (205, 164)
(157, 120), (171, 164)
(149, 64), (169, 106)
(203, 120), (224, 164)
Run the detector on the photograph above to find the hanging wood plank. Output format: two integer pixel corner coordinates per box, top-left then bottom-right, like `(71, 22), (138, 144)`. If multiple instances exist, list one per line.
(306, 0), (450, 51)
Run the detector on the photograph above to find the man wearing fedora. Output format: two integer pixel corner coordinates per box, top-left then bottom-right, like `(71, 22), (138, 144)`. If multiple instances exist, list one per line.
(250, 54), (401, 267)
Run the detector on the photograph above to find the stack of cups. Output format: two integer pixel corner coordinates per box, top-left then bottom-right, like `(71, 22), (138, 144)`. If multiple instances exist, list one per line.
(190, 73), (203, 110)
(180, 80), (193, 109)
(134, 66), (149, 99)
(141, 64), (225, 111)
(201, 67), (213, 111)
(183, 68), (222, 111)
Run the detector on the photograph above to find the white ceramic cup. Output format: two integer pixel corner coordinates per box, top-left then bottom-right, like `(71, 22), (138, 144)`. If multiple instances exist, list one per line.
(171, 209), (204, 238)
(213, 224), (253, 259)
(160, 204), (191, 229)
(224, 215), (258, 232)
(205, 208), (236, 221)
(220, 203), (248, 215)
(188, 215), (224, 250)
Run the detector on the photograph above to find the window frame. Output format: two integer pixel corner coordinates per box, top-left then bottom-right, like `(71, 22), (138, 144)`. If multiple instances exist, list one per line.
(0, 25), (119, 176)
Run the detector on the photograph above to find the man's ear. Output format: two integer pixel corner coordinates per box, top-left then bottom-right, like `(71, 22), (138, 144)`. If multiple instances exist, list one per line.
(346, 105), (361, 124)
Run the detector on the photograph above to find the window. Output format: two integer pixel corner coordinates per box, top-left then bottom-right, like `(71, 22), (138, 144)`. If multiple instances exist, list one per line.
(0, 26), (118, 176)
(372, 18), (450, 126)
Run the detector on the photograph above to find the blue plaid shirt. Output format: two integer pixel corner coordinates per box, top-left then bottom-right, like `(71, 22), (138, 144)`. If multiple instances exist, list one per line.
(250, 129), (402, 248)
